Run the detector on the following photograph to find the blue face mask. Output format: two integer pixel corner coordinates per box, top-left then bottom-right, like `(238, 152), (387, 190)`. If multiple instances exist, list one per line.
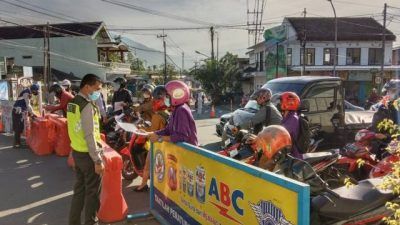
(89, 91), (101, 101)
(164, 98), (171, 107)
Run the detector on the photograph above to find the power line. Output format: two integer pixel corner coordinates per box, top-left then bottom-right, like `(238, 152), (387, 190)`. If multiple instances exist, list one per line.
(0, 0), (68, 21)
(101, 0), (212, 26)
(334, 0), (382, 8)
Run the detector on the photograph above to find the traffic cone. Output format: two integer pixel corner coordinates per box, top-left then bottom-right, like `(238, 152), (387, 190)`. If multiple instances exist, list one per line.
(210, 105), (216, 118)
(0, 113), (3, 133)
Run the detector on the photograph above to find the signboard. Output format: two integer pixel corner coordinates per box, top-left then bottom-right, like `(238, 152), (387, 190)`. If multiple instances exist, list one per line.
(264, 25), (287, 80)
(0, 81), (9, 100)
(151, 142), (310, 225)
(0, 57), (6, 77)
(23, 66), (33, 78)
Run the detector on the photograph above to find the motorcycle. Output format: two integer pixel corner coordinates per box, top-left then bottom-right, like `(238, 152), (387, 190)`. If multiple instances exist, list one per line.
(118, 119), (152, 181)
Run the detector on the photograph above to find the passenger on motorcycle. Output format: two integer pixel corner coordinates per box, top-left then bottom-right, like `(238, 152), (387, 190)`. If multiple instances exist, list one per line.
(44, 84), (74, 117)
(111, 77), (133, 115)
(135, 85), (170, 192)
(249, 88), (282, 134)
(279, 92), (302, 158)
(147, 80), (198, 146)
(136, 84), (155, 122)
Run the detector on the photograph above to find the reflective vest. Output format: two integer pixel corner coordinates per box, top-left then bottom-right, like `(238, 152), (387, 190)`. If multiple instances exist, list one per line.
(67, 95), (101, 152)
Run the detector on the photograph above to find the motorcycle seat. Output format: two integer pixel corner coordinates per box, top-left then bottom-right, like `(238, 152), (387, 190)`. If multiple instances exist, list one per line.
(302, 151), (338, 164)
(312, 179), (393, 220)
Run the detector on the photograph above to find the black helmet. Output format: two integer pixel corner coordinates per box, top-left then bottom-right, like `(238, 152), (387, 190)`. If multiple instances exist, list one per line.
(113, 77), (127, 88)
(152, 85), (167, 99)
(382, 80), (400, 93)
(49, 84), (63, 96)
(141, 84), (155, 93)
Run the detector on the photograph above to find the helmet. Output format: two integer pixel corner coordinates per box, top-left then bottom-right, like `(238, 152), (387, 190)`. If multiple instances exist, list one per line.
(60, 79), (71, 87)
(355, 129), (376, 143)
(152, 99), (168, 111)
(280, 92), (300, 111)
(30, 83), (39, 92)
(382, 79), (400, 94)
(113, 77), (127, 87)
(256, 125), (292, 160)
(49, 84), (63, 96)
(152, 85), (167, 99)
(165, 80), (190, 106)
(141, 84), (155, 94)
(250, 88), (272, 100)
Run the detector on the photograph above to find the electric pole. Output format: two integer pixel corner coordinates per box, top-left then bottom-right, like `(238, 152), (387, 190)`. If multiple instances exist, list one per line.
(43, 22), (51, 94)
(380, 3), (387, 91)
(210, 26), (215, 61)
(157, 30), (167, 84)
(301, 8), (307, 76)
(181, 52), (184, 78)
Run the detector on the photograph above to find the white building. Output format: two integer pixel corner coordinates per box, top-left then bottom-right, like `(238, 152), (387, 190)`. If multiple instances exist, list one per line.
(0, 22), (131, 81)
(244, 17), (398, 105)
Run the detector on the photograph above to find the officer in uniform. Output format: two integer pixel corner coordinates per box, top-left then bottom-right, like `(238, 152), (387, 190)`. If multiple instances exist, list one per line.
(67, 74), (104, 225)
(12, 84), (39, 148)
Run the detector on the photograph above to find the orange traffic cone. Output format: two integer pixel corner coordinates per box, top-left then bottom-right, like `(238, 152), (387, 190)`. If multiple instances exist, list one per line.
(210, 105), (216, 118)
(0, 114), (3, 133)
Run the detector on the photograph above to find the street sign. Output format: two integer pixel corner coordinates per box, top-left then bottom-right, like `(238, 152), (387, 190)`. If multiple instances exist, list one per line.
(23, 66), (33, 78)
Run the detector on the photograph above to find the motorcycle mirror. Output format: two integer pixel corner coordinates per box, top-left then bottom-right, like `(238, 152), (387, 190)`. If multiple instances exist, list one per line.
(144, 121), (152, 128)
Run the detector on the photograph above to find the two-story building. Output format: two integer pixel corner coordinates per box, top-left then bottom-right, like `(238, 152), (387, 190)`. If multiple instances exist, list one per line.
(0, 21), (131, 81)
(245, 17), (398, 105)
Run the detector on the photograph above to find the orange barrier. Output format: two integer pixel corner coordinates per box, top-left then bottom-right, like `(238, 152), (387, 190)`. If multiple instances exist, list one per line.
(27, 117), (56, 155)
(0, 113), (4, 133)
(47, 114), (71, 156)
(98, 141), (128, 223)
(210, 105), (216, 118)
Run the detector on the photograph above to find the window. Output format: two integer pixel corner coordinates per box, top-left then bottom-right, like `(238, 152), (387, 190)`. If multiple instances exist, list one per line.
(346, 48), (361, 65)
(304, 86), (336, 113)
(368, 48), (382, 65)
(259, 51), (264, 71)
(287, 48), (292, 66)
(22, 55), (32, 59)
(323, 48), (338, 65)
(300, 48), (315, 66)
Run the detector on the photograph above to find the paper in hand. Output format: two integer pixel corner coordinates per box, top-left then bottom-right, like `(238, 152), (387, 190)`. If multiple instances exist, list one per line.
(116, 121), (148, 136)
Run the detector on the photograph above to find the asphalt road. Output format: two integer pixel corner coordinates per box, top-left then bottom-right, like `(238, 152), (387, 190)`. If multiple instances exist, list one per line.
(0, 115), (223, 225)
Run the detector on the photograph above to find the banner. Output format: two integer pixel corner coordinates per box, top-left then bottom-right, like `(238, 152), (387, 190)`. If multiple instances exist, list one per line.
(0, 81), (8, 100)
(264, 25), (287, 80)
(151, 142), (310, 225)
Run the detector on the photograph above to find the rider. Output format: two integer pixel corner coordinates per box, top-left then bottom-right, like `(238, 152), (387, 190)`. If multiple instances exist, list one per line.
(249, 88), (282, 134)
(134, 85), (170, 192)
(44, 84), (74, 116)
(147, 80), (198, 146)
(279, 92), (302, 158)
(136, 84), (155, 122)
(111, 77), (133, 115)
(12, 84), (39, 147)
(61, 79), (75, 95)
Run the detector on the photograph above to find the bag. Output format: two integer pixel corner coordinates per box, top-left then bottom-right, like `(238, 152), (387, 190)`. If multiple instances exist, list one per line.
(294, 114), (311, 154)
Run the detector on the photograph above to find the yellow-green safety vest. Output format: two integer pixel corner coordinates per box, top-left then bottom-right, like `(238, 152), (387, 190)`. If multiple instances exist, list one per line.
(67, 95), (101, 152)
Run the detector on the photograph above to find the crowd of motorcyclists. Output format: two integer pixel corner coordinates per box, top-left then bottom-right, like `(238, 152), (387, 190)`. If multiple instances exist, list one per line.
(9, 74), (400, 224)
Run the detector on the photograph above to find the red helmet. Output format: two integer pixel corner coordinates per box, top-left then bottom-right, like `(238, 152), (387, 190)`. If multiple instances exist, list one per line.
(256, 125), (292, 160)
(152, 99), (168, 111)
(355, 129), (376, 143)
(165, 80), (190, 106)
(280, 92), (300, 111)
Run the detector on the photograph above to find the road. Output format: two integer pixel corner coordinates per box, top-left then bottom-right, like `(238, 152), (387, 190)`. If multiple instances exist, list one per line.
(0, 113), (224, 225)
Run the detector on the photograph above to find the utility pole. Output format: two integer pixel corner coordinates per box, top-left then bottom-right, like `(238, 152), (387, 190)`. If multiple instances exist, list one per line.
(43, 22), (51, 95)
(210, 26), (215, 61)
(328, 0), (337, 77)
(301, 8), (307, 76)
(275, 42), (279, 78)
(182, 51), (184, 78)
(380, 3), (387, 92)
(157, 30), (167, 84)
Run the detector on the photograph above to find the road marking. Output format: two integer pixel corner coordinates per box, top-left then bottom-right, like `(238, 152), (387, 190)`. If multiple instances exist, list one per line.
(16, 159), (28, 164)
(0, 146), (13, 150)
(0, 191), (73, 218)
(27, 176), (40, 181)
(27, 212), (44, 224)
(30, 182), (43, 189)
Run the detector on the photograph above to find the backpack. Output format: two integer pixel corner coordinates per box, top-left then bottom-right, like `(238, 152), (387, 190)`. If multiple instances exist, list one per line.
(294, 113), (311, 154)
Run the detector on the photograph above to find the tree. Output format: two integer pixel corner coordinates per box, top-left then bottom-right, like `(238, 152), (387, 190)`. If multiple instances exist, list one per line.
(126, 52), (145, 72)
(189, 52), (241, 104)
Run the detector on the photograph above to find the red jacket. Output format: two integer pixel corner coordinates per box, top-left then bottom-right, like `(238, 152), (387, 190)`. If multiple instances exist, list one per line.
(45, 91), (74, 116)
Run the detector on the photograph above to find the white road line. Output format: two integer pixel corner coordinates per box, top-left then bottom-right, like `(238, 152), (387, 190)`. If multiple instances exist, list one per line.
(0, 191), (73, 218)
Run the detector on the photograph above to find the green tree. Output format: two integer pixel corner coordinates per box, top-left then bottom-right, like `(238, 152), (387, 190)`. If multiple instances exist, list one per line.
(189, 52), (241, 104)
(126, 52), (145, 72)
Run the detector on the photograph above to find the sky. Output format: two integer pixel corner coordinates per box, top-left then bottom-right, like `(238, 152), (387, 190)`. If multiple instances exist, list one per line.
(0, 0), (399, 68)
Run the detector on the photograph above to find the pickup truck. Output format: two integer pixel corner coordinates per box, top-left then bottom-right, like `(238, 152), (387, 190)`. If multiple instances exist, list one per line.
(217, 76), (374, 149)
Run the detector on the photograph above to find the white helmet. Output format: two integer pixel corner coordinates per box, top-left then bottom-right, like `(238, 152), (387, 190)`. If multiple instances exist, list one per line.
(60, 79), (71, 87)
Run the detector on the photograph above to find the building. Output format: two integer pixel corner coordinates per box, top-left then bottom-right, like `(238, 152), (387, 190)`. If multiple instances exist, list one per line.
(0, 22), (131, 81)
(245, 17), (398, 105)
(393, 46), (400, 66)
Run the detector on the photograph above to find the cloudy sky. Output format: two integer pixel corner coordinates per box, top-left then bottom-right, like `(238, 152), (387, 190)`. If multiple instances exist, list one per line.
(0, 0), (399, 68)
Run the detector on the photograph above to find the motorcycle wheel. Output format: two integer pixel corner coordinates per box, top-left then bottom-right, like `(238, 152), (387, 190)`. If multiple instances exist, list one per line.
(122, 155), (138, 181)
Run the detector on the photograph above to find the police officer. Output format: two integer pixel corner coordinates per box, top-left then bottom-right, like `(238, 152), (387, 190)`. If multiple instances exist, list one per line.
(12, 84), (39, 148)
(67, 74), (104, 225)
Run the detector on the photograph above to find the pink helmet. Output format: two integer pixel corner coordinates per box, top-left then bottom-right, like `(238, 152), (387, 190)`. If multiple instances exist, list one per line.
(165, 80), (190, 106)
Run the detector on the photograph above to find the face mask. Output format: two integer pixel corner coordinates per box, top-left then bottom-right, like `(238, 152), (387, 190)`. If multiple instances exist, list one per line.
(89, 91), (101, 101)
(143, 93), (150, 99)
(164, 98), (171, 107)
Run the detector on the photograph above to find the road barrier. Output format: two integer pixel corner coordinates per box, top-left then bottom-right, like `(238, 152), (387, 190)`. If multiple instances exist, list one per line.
(27, 116), (56, 155)
(47, 114), (71, 156)
(128, 142), (310, 225)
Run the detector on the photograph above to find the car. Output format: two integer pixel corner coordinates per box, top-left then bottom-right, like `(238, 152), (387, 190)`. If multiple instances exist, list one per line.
(217, 76), (374, 149)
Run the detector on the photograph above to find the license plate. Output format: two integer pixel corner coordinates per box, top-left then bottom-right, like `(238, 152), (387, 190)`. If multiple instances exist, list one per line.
(229, 149), (239, 158)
